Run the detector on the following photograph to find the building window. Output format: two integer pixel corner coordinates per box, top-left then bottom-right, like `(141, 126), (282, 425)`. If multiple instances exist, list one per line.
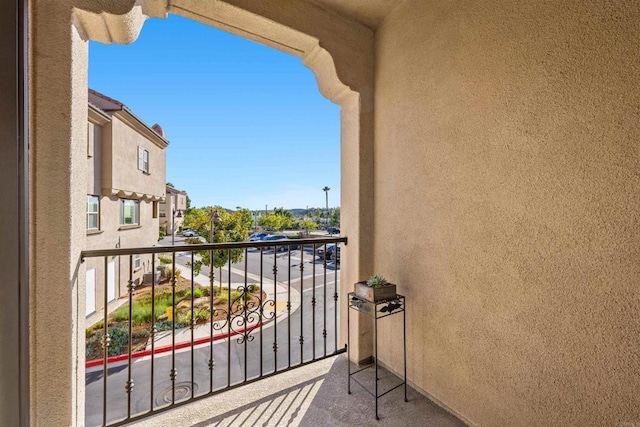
(133, 254), (141, 270)
(153, 201), (159, 219)
(138, 146), (149, 173)
(159, 211), (166, 218)
(119, 199), (139, 226)
(87, 123), (94, 158)
(87, 195), (99, 230)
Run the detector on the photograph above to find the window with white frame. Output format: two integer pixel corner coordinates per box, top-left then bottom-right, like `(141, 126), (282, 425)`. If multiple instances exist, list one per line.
(138, 146), (149, 173)
(133, 254), (141, 270)
(87, 195), (99, 230)
(119, 199), (139, 226)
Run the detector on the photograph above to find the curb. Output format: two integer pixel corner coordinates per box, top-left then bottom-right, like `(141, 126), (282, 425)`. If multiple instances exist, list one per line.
(86, 322), (261, 369)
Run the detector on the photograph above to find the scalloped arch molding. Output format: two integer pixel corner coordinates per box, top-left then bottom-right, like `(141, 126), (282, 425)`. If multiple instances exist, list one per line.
(72, 0), (362, 105)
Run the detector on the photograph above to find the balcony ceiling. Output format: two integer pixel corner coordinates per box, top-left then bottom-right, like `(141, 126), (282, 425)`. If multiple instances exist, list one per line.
(307, 0), (405, 28)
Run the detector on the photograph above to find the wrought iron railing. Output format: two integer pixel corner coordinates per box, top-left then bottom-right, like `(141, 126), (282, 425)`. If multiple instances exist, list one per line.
(81, 237), (346, 426)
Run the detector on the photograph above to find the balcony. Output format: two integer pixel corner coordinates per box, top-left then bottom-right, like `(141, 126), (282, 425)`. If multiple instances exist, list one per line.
(82, 237), (346, 426)
(82, 237), (463, 426)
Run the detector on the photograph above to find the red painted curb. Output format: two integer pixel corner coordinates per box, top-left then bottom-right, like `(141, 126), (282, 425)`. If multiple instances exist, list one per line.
(86, 322), (262, 369)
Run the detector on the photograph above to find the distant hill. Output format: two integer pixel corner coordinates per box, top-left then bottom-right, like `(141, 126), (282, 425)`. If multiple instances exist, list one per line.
(289, 208), (309, 216)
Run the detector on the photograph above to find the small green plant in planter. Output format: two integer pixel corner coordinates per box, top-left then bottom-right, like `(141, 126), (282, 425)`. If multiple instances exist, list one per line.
(355, 274), (397, 302)
(366, 275), (388, 287)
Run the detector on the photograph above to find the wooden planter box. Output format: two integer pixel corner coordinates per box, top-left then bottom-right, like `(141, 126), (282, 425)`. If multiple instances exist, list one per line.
(354, 282), (397, 302)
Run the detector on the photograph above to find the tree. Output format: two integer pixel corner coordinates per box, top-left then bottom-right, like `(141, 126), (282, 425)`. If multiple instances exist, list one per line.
(185, 195), (192, 211)
(273, 207), (293, 219)
(259, 208), (294, 231)
(182, 207), (210, 237)
(166, 182), (174, 187)
(298, 218), (319, 235)
(184, 206), (253, 275)
(329, 207), (340, 227)
(322, 186), (330, 212)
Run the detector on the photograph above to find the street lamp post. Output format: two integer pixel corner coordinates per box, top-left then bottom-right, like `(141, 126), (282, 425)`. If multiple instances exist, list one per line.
(171, 209), (182, 246)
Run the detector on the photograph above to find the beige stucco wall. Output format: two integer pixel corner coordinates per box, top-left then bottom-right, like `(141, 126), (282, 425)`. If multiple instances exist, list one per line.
(31, 1), (87, 424)
(104, 115), (166, 198)
(86, 110), (164, 312)
(373, 1), (640, 426)
(85, 197), (158, 308)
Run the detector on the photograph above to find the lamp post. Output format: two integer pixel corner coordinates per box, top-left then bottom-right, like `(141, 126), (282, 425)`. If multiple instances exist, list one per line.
(171, 209), (182, 246)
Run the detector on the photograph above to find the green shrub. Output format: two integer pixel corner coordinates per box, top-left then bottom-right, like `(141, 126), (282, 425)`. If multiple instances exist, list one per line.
(106, 324), (128, 356)
(193, 308), (211, 323)
(231, 290), (244, 302)
(155, 319), (184, 331)
(86, 321), (104, 338)
(184, 237), (202, 245)
(110, 293), (174, 326)
(158, 254), (172, 265)
(248, 284), (260, 293)
(165, 267), (182, 281)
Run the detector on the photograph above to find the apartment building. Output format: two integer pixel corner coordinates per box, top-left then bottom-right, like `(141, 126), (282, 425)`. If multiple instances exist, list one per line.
(159, 184), (188, 235)
(85, 89), (168, 316)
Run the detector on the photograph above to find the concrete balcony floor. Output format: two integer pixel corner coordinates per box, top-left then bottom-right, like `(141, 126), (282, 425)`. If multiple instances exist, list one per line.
(133, 355), (464, 427)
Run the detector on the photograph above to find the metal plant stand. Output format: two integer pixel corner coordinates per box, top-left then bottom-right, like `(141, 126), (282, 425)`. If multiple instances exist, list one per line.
(347, 292), (407, 420)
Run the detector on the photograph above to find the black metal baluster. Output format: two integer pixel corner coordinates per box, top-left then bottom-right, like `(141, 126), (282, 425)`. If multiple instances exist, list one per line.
(323, 243), (328, 357)
(170, 250), (177, 405)
(299, 246), (304, 364)
(273, 247), (278, 373)
(312, 244), (316, 360)
(190, 251), (195, 399)
(208, 245), (215, 393)
(244, 247), (248, 382)
(126, 255), (134, 419)
(227, 252), (232, 387)
(150, 254), (156, 411)
(334, 246), (339, 353)
(102, 257), (109, 426)
(403, 297), (407, 402)
(287, 245), (291, 368)
(259, 247), (264, 377)
(347, 291), (351, 395)
(375, 307), (379, 420)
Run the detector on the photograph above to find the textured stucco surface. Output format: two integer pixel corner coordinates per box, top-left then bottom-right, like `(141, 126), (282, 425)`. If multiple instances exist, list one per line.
(373, 1), (640, 426)
(308, 0), (405, 29)
(31, 1), (88, 425)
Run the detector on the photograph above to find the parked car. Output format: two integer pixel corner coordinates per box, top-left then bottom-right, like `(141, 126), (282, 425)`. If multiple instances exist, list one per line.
(329, 245), (341, 263)
(316, 244), (339, 260)
(327, 227), (340, 235)
(248, 232), (268, 242)
(263, 235), (299, 252)
(182, 229), (198, 237)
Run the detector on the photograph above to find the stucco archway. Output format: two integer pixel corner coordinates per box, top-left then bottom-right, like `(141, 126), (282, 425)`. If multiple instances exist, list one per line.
(30, 1), (374, 425)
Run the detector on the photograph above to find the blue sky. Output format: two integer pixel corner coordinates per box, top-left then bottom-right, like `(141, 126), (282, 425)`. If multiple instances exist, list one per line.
(89, 14), (340, 211)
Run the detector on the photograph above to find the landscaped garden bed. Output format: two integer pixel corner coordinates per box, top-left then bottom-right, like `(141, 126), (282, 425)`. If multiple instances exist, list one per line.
(85, 276), (264, 360)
